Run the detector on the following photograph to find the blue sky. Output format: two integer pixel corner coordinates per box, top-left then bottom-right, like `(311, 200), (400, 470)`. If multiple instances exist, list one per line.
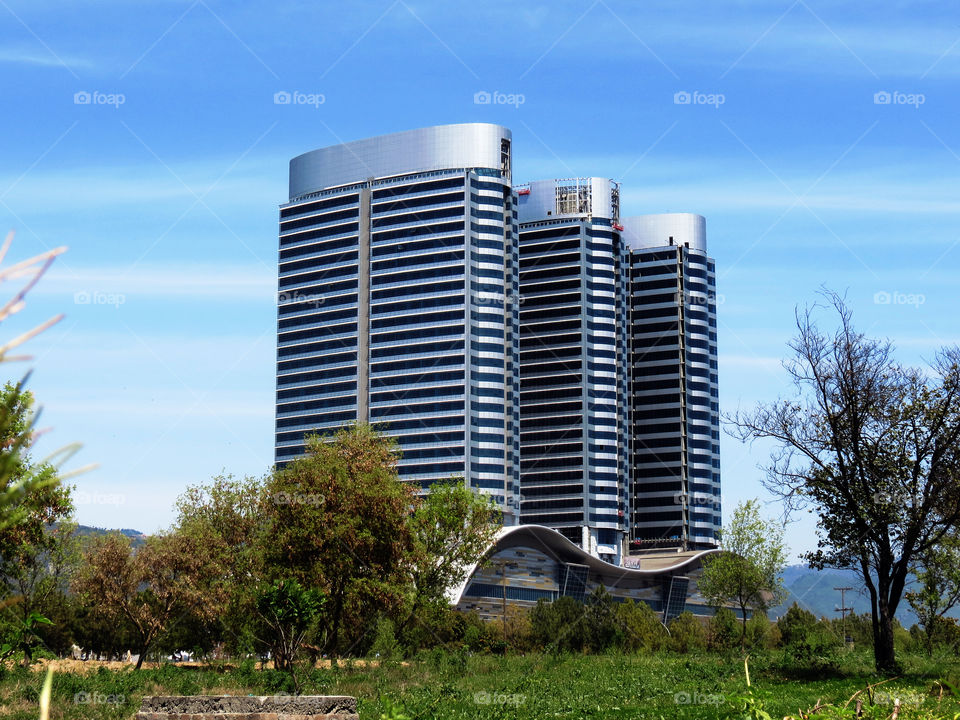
(1, 0), (958, 560)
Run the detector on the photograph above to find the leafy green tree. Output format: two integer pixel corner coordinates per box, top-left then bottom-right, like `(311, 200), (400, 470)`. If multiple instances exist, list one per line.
(401, 478), (500, 635)
(254, 578), (324, 689)
(0, 238), (71, 533)
(173, 474), (267, 654)
(263, 424), (416, 654)
(730, 291), (960, 672)
(73, 531), (226, 669)
(698, 499), (788, 649)
(583, 586), (618, 652)
(906, 534), (960, 655)
(0, 382), (75, 665)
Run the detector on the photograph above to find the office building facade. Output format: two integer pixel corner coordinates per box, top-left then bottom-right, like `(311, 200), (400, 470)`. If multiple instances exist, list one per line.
(275, 123), (521, 519)
(275, 124), (720, 556)
(516, 179), (630, 564)
(622, 214), (721, 549)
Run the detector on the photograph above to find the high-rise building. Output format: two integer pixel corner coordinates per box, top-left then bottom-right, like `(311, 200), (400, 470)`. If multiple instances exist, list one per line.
(274, 123), (521, 519)
(274, 126), (721, 557)
(622, 214), (721, 550)
(516, 178), (630, 564)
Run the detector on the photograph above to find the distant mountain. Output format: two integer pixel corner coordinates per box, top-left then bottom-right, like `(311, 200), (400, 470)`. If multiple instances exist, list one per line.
(74, 525), (147, 546)
(772, 564), (960, 627)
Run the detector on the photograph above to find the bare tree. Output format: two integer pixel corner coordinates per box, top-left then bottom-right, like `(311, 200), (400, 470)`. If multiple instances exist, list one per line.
(729, 290), (960, 672)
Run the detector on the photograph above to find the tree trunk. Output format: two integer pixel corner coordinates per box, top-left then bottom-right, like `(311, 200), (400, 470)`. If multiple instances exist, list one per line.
(874, 599), (898, 673)
(325, 590), (345, 656)
(739, 602), (748, 651)
(135, 640), (149, 670)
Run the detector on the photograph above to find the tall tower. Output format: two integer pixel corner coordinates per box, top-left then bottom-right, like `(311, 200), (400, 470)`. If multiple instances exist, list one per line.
(622, 214), (720, 550)
(275, 124), (521, 520)
(516, 178), (630, 564)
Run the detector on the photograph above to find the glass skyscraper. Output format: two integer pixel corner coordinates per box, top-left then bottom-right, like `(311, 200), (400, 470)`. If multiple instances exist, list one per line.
(274, 125), (720, 556)
(275, 123), (521, 519)
(516, 178), (630, 564)
(622, 214), (721, 550)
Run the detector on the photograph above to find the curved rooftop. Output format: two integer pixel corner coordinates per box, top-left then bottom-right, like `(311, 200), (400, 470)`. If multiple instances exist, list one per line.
(448, 523), (720, 604)
(621, 213), (706, 252)
(288, 123), (511, 200)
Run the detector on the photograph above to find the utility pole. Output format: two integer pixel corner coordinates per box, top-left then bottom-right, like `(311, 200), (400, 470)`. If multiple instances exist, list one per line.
(834, 586), (854, 645)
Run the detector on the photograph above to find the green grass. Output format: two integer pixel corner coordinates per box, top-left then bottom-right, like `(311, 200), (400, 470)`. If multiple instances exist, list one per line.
(2, 650), (959, 719)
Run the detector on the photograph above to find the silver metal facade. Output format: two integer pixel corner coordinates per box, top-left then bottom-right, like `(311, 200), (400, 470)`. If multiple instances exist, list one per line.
(276, 124), (520, 520)
(516, 178), (630, 564)
(622, 214), (721, 550)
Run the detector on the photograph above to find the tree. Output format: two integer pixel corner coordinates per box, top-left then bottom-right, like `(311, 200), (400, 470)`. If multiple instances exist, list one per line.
(698, 499), (788, 649)
(254, 579), (324, 690)
(401, 478), (500, 636)
(173, 474), (267, 654)
(262, 424), (416, 654)
(0, 236), (70, 533)
(906, 533), (960, 655)
(0, 382), (76, 665)
(72, 531), (225, 669)
(729, 291), (960, 672)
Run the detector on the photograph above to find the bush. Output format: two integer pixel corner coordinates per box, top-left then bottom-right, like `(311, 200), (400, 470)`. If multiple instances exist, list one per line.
(584, 587), (619, 652)
(709, 607), (740, 650)
(502, 605), (533, 653)
(667, 612), (708, 653)
(615, 600), (667, 652)
(776, 603), (818, 647)
(369, 617), (399, 660)
(530, 596), (586, 653)
(746, 611), (776, 650)
(777, 619), (843, 677)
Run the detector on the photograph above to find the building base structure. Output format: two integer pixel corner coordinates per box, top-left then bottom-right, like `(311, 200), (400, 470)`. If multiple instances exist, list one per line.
(450, 524), (720, 623)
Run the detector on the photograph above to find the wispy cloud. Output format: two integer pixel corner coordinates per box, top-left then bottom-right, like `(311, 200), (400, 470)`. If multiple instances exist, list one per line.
(0, 46), (93, 69)
(40, 263), (275, 301)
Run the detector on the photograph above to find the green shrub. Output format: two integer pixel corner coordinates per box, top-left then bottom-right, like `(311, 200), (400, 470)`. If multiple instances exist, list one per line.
(667, 612), (708, 653)
(530, 596), (586, 653)
(615, 600), (667, 652)
(709, 607), (740, 650)
(370, 617), (399, 660)
(746, 610), (776, 649)
(777, 620), (843, 677)
(776, 603), (818, 646)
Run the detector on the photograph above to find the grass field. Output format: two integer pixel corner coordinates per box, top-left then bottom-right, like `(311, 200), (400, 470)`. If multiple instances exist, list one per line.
(1, 650), (959, 719)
